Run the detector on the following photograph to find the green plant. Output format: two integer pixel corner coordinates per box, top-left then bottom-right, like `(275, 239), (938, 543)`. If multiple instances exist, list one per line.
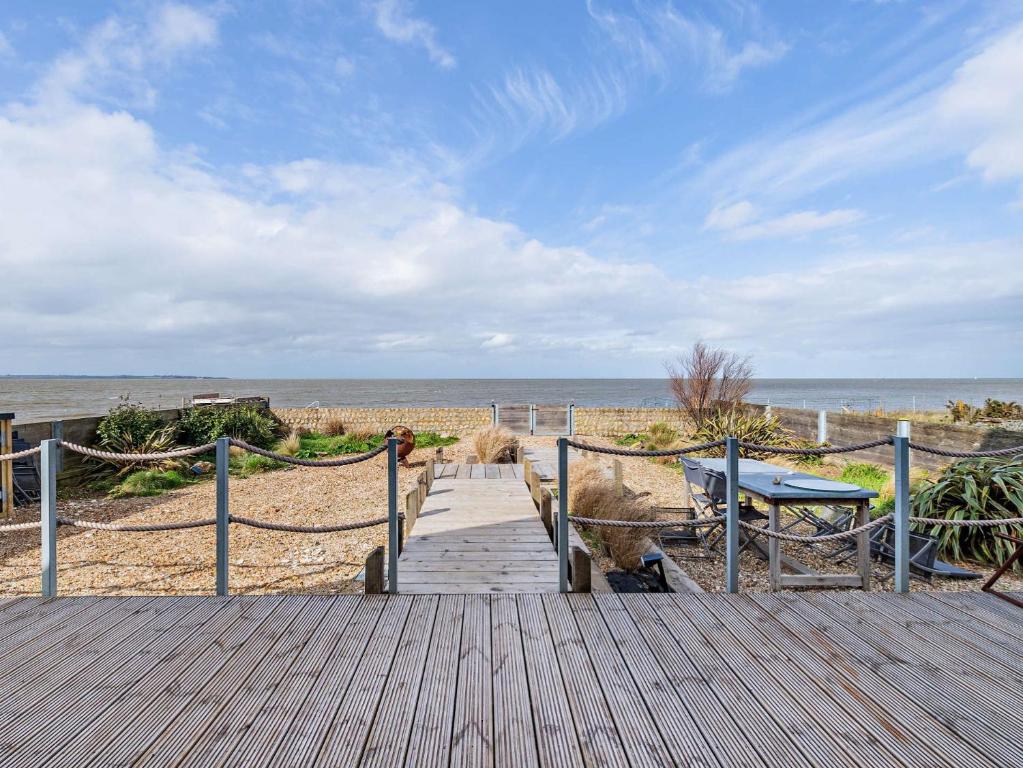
(910, 455), (1023, 570)
(295, 430), (458, 459)
(90, 423), (184, 477)
(233, 453), (289, 476)
(946, 399), (976, 423)
(689, 408), (796, 459)
(617, 422), (683, 464)
(96, 397), (165, 446)
(979, 399), (1023, 420)
(109, 469), (190, 498)
(838, 463), (890, 493)
(176, 405), (279, 448)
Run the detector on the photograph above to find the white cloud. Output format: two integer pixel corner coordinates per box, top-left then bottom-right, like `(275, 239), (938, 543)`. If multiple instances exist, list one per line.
(37, 3), (218, 106)
(704, 201), (757, 231)
(705, 204), (865, 240)
(481, 333), (515, 349)
(372, 0), (455, 70)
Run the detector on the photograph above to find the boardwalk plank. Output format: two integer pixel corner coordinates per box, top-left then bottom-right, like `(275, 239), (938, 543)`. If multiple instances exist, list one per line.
(403, 595), (465, 768)
(491, 596), (539, 768)
(450, 595), (494, 768)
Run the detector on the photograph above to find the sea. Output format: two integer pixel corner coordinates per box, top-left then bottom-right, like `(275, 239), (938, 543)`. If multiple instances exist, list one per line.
(3, 378), (1023, 424)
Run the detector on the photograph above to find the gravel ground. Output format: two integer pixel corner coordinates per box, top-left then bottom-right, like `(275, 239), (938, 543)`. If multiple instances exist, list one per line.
(0, 440), (472, 596)
(560, 435), (1023, 594)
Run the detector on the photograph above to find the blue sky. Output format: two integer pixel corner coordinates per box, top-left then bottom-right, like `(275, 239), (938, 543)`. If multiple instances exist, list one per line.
(1, 1), (1021, 378)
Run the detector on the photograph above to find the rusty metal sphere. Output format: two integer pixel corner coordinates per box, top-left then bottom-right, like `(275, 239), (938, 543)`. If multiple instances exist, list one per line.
(386, 425), (415, 460)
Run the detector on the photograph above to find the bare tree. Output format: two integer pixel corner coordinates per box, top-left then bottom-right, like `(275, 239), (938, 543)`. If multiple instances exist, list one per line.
(666, 342), (754, 427)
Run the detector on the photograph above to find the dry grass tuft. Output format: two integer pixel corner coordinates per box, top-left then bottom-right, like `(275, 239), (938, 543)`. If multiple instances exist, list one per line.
(347, 428), (377, 443)
(277, 431), (302, 456)
(472, 427), (519, 464)
(322, 417), (346, 437)
(568, 459), (653, 570)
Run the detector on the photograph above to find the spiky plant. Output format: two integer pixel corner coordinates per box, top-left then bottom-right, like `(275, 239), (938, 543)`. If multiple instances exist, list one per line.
(911, 455), (1023, 571)
(90, 423), (185, 477)
(689, 408), (796, 459)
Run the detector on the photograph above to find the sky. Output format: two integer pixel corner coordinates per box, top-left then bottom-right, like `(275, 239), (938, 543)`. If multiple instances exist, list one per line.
(0, 0), (1021, 379)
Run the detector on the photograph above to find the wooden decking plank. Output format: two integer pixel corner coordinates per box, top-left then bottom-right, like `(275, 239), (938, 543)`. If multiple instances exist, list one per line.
(403, 595), (465, 768)
(450, 595), (494, 768)
(491, 596), (539, 768)
(0, 595), (103, 648)
(826, 593), (1023, 699)
(512, 464), (524, 479)
(439, 463), (458, 479)
(132, 596), (332, 767)
(470, 464), (486, 479)
(217, 596), (362, 768)
(497, 464), (513, 479)
(485, 464), (500, 479)
(265, 596), (390, 767)
(0, 597), (161, 701)
(705, 595), (966, 768)
(541, 593), (628, 767)
(516, 595), (583, 768)
(315, 596), (418, 767)
(2, 597), (253, 767)
(46, 597), (299, 768)
(928, 591), (1023, 638)
(591, 594), (725, 768)
(566, 595), (676, 766)
(359, 596), (440, 767)
(456, 464), (471, 479)
(654, 593), (838, 768)
(621, 596), (783, 767)
(884, 593), (1023, 667)
(788, 594), (1023, 767)
(398, 561), (560, 572)
(749, 593), (1000, 768)
(0, 596), (53, 627)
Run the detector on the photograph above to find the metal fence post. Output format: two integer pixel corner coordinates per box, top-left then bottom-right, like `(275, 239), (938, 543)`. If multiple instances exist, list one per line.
(50, 421), (64, 473)
(529, 404), (536, 435)
(491, 401), (497, 427)
(893, 434), (910, 593)
(725, 436), (740, 594)
(897, 419), (911, 471)
(568, 402), (575, 436)
(215, 436), (229, 596)
(817, 410), (827, 444)
(40, 439), (58, 597)
(387, 437), (400, 594)
(558, 437), (569, 593)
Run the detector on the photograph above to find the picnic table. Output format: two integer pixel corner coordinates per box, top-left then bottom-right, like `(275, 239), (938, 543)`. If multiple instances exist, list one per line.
(697, 458), (878, 591)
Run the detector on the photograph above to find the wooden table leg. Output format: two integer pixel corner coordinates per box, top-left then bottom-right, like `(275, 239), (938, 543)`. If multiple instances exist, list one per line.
(858, 500), (871, 591)
(769, 503), (781, 591)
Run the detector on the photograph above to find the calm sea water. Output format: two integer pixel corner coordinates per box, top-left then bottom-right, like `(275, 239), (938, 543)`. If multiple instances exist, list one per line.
(4, 378), (1023, 423)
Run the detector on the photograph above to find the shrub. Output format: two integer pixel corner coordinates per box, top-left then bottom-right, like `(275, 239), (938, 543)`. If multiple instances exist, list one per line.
(413, 432), (459, 449)
(109, 469), (190, 498)
(838, 463), (890, 493)
(91, 423), (184, 477)
(473, 427), (519, 463)
(689, 408), (796, 459)
(176, 405), (278, 449)
(618, 422), (683, 464)
(277, 431), (302, 456)
(911, 455), (1023, 570)
(295, 430), (457, 459)
(568, 460), (653, 570)
(96, 398), (165, 446)
(234, 453), (289, 476)
(979, 399), (1023, 420)
(322, 417), (346, 437)
(666, 341), (753, 428)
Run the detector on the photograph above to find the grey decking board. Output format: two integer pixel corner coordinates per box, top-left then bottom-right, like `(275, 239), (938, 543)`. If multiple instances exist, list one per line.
(449, 593), (493, 768)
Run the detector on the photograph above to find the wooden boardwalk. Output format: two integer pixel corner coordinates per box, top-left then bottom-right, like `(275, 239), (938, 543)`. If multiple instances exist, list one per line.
(0, 591), (1020, 767)
(398, 464), (558, 594)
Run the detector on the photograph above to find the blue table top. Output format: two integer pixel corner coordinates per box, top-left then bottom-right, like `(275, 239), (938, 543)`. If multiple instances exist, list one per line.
(734, 471), (878, 503)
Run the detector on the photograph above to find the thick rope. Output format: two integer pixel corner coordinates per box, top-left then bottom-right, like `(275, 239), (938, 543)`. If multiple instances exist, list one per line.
(60, 441), (217, 461)
(738, 513), (894, 543)
(738, 437), (893, 455)
(0, 520), (43, 531)
(56, 516), (215, 531)
(569, 514), (724, 529)
(0, 446), (42, 463)
(908, 516), (1023, 527)
(563, 439), (725, 457)
(907, 442), (1023, 459)
(228, 438), (388, 467)
(229, 513), (401, 533)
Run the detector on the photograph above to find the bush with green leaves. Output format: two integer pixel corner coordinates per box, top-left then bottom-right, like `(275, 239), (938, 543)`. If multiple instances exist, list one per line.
(911, 455), (1023, 570)
(109, 469), (191, 498)
(689, 408), (796, 459)
(176, 405), (279, 449)
(295, 430), (458, 459)
(96, 398), (165, 446)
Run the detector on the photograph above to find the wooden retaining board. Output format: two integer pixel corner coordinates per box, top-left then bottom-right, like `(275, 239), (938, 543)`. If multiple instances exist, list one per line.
(0, 593), (1020, 766)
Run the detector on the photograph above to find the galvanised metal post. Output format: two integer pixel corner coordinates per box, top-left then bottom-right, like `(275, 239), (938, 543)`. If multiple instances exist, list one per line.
(491, 401), (497, 427)
(529, 404), (536, 435)
(40, 439), (58, 597)
(215, 436), (230, 596)
(817, 410), (827, 444)
(893, 434), (910, 593)
(557, 437), (569, 592)
(568, 402), (575, 436)
(725, 436), (740, 593)
(897, 419), (911, 471)
(387, 437), (400, 594)
(50, 421), (64, 473)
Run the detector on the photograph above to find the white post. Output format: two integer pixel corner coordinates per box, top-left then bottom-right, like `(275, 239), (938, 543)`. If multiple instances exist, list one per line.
(817, 410), (827, 444)
(40, 439), (58, 597)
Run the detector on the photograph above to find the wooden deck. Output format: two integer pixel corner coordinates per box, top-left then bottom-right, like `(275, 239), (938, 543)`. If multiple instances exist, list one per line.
(0, 591), (1020, 767)
(398, 466), (558, 594)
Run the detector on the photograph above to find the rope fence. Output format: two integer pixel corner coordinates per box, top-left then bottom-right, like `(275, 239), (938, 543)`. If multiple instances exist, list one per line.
(568, 514), (724, 529)
(227, 438), (390, 466)
(229, 513), (399, 533)
(907, 442), (1023, 459)
(60, 441), (216, 461)
(563, 439), (725, 457)
(0, 446), (42, 463)
(738, 437), (894, 455)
